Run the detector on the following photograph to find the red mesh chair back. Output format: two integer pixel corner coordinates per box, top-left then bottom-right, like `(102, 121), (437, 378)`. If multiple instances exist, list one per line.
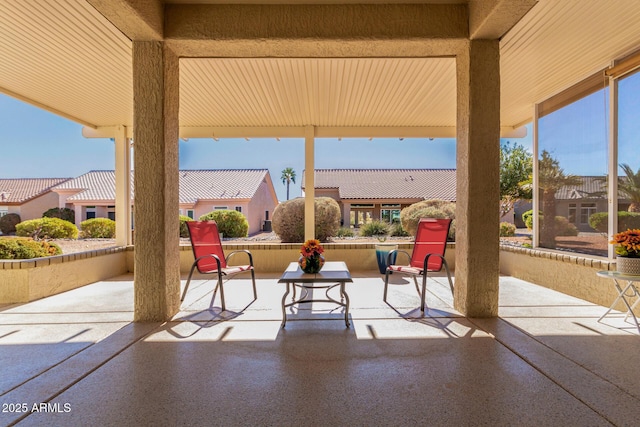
(187, 221), (227, 272)
(410, 218), (452, 271)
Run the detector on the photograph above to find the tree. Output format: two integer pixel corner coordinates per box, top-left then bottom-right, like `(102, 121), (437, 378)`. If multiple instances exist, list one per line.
(618, 164), (640, 212)
(538, 150), (581, 248)
(500, 141), (533, 219)
(281, 167), (296, 200)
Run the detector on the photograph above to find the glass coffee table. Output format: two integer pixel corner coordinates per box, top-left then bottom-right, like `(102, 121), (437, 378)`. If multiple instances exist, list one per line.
(278, 261), (352, 328)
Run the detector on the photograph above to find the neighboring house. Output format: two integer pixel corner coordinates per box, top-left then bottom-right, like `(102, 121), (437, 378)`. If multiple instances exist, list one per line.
(52, 169), (278, 235)
(0, 178), (71, 222)
(554, 176), (608, 232)
(301, 169), (456, 227)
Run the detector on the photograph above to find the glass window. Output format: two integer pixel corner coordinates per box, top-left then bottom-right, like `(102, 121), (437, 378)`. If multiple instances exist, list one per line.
(580, 203), (597, 225)
(235, 206), (242, 213)
(187, 210), (194, 219)
(568, 203), (577, 224)
(0, 206), (7, 217)
(381, 209), (401, 223)
(214, 206), (228, 210)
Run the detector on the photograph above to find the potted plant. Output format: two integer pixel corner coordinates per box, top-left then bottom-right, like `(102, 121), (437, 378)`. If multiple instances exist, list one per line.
(610, 228), (640, 275)
(298, 239), (325, 274)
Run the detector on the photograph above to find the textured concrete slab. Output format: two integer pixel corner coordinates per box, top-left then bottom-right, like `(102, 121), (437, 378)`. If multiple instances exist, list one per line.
(1, 273), (639, 426)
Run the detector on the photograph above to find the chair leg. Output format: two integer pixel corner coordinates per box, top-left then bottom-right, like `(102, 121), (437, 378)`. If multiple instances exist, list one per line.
(383, 268), (391, 302)
(217, 271), (226, 312)
(441, 259), (454, 295)
(250, 269), (257, 301)
(181, 263), (199, 302)
(420, 273), (428, 313)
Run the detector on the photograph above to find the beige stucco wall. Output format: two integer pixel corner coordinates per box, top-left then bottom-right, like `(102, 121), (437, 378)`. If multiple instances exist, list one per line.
(247, 180), (278, 235)
(0, 247), (128, 304)
(13, 192), (61, 221)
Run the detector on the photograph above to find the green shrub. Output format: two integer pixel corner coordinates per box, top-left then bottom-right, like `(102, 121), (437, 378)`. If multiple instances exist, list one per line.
(400, 199), (456, 239)
(43, 207), (75, 223)
(179, 215), (193, 238)
(0, 237), (62, 259)
(335, 227), (355, 238)
(16, 217), (78, 239)
(80, 218), (116, 238)
(522, 210), (543, 229)
(199, 209), (249, 238)
(360, 220), (389, 237)
(499, 222), (516, 237)
(390, 222), (410, 237)
(589, 211), (640, 232)
(0, 213), (21, 235)
(554, 216), (579, 236)
(272, 197), (341, 242)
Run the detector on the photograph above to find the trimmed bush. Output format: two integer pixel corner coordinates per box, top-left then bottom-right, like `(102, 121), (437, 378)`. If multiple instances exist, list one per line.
(335, 227), (355, 238)
(272, 197), (341, 242)
(499, 222), (516, 237)
(390, 222), (410, 237)
(199, 209), (249, 238)
(0, 213), (21, 235)
(0, 237), (62, 259)
(400, 199), (456, 239)
(179, 215), (193, 238)
(589, 211), (640, 233)
(43, 207), (75, 223)
(16, 217), (78, 239)
(554, 216), (579, 236)
(360, 220), (389, 237)
(80, 218), (116, 238)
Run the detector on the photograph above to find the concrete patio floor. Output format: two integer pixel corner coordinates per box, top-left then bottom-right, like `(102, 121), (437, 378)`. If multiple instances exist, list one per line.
(1, 271), (639, 426)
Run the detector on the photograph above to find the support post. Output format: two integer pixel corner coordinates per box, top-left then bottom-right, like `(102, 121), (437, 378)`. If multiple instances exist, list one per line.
(132, 41), (181, 322)
(454, 40), (501, 317)
(114, 125), (132, 246)
(304, 126), (315, 241)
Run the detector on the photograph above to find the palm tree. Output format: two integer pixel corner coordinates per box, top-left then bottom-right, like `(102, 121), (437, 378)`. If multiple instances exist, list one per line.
(618, 164), (640, 212)
(538, 150), (582, 248)
(281, 167), (296, 200)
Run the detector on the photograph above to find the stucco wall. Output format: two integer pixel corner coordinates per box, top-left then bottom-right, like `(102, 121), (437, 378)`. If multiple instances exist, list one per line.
(15, 192), (60, 221)
(247, 181), (278, 235)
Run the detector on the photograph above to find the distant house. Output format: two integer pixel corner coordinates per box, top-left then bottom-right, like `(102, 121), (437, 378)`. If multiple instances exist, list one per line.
(0, 178), (71, 222)
(301, 169), (456, 227)
(554, 176), (608, 232)
(52, 170), (278, 235)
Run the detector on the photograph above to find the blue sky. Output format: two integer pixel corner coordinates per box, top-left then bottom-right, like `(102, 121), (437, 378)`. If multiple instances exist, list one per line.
(1, 93), (475, 201)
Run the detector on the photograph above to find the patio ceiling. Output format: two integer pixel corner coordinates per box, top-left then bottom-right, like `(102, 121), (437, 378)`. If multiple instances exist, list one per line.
(1, 1), (640, 139)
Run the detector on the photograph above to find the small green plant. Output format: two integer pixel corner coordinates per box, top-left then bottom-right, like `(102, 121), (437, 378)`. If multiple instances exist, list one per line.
(0, 237), (62, 259)
(389, 222), (409, 237)
(16, 217), (78, 239)
(179, 215), (193, 238)
(199, 209), (249, 238)
(359, 220), (390, 237)
(0, 213), (21, 235)
(499, 222), (516, 237)
(43, 207), (75, 223)
(335, 227), (355, 238)
(80, 218), (116, 238)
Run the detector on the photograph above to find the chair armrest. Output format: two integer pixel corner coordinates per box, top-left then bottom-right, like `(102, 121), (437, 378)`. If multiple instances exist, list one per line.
(195, 254), (222, 271)
(388, 249), (411, 266)
(422, 253), (445, 272)
(226, 249), (254, 267)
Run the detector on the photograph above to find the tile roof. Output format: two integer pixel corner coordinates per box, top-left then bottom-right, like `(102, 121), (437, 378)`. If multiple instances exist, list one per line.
(53, 169), (271, 203)
(0, 178), (71, 204)
(303, 169), (456, 201)
(555, 176), (608, 200)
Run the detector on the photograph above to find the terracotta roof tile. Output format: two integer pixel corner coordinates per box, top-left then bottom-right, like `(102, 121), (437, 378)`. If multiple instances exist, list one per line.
(0, 178), (71, 204)
(53, 169), (270, 203)
(303, 169), (456, 201)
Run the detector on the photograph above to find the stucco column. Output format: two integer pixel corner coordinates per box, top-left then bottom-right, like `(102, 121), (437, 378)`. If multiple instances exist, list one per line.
(304, 126), (315, 241)
(342, 202), (350, 227)
(132, 41), (181, 322)
(454, 40), (500, 317)
(114, 125), (132, 246)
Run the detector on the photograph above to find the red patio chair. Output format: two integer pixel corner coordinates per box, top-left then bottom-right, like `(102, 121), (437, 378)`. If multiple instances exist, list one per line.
(383, 218), (454, 313)
(181, 221), (257, 311)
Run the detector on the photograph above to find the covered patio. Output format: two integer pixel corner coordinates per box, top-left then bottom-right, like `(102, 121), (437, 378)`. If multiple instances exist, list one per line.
(2, 272), (639, 425)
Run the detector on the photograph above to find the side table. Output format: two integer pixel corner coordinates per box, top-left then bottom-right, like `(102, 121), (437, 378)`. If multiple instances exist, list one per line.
(596, 270), (640, 333)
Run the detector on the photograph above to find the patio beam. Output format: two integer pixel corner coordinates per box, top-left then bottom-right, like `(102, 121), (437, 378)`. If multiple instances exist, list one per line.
(88, 0), (163, 41)
(469, 0), (538, 40)
(164, 3), (468, 58)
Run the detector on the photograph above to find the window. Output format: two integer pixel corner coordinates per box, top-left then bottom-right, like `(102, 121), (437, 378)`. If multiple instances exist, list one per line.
(580, 203), (597, 225)
(0, 206), (7, 217)
(381, 209), (401, 223)
(568, 203), (577, 224)
(187, 210), (194, 219)
(86, 206), (96, 220)
(214, 206), (228, 210)
(235, 206), (242, 213)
